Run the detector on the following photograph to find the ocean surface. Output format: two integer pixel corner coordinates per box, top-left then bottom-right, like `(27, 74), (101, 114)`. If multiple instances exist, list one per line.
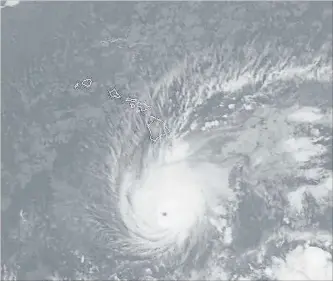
(1, 2), (332, 280)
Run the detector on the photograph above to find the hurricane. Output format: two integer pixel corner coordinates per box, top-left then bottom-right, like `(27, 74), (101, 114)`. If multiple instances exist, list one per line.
(1, 2), (332, 281)
(54, 49), (244, 278)
(51, 39), (332, 280)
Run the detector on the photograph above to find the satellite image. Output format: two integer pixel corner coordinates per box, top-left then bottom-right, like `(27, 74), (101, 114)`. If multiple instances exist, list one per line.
(1, 2), (332, 280)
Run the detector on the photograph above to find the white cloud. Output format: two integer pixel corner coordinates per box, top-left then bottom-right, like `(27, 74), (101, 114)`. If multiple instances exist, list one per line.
(269, 245), (332, 280)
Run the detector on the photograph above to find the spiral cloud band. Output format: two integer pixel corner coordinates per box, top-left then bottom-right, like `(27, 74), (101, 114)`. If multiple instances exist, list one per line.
(51, 19), (332, 281)
(119, 147), (233, 259)
(2, 2), (332, 281)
